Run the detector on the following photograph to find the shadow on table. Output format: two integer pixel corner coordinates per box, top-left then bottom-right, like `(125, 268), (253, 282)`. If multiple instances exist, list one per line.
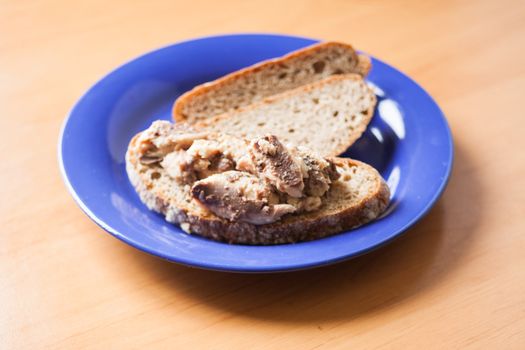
(119, 143), (483, 322)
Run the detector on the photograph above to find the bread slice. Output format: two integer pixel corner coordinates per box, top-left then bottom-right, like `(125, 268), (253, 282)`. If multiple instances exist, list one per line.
(126, 132), (390, 245)
(195, 74), (376, 157)
(173, 41), (372, 123)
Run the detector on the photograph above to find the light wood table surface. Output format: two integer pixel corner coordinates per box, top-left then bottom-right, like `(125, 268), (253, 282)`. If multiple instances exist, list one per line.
(2, 0), (525, 348)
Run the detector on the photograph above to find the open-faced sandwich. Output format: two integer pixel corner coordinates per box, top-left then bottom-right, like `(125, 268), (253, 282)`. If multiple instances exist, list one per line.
(126, 121), (389, 244)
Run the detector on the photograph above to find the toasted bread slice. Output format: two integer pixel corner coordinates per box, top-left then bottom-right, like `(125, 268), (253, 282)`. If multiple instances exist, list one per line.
(126, 131), (389, 245)
(195, 74), (376, 157)
(173, 41), (372, 123)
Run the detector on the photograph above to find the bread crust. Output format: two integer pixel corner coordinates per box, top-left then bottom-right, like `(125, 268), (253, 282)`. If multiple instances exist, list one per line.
(172, 41), (371, 123)
(126, 134), (389, 245)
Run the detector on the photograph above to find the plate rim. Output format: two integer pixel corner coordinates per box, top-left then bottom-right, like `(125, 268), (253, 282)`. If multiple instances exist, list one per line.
(58, 33), (454, 273)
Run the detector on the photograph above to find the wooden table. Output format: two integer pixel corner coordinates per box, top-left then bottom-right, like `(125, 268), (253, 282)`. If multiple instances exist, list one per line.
(2, 0), (525, 348)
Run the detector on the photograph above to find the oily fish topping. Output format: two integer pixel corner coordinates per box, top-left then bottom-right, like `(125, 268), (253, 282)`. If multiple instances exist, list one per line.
(136, 121), (340, 225)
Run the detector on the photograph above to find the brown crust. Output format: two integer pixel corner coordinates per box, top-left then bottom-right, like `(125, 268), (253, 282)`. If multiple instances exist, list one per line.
(172, 41), (371, 123)
(126, 133), (390, 245)
(356, 55), (372, 76)
(195, 74), (377, 157)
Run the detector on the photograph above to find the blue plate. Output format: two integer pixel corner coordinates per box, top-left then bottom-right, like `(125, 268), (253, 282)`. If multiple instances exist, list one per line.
(59, 34), (453, 272)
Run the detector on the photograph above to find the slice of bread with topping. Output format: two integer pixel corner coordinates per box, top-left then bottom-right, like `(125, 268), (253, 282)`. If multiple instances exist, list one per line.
(196, 74), (376, 157)
(126, 121), (389, 245)
(173, 41), (371, 124)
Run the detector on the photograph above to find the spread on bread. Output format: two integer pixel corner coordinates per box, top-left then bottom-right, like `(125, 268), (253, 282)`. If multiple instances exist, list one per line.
(135, 121), (340, 225)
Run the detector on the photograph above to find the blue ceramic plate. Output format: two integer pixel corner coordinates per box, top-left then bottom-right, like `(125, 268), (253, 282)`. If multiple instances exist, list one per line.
(59, 34), (453, 272)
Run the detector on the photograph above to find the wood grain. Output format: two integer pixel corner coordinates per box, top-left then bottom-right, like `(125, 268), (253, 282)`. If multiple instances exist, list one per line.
(2, 0), (525, 348)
